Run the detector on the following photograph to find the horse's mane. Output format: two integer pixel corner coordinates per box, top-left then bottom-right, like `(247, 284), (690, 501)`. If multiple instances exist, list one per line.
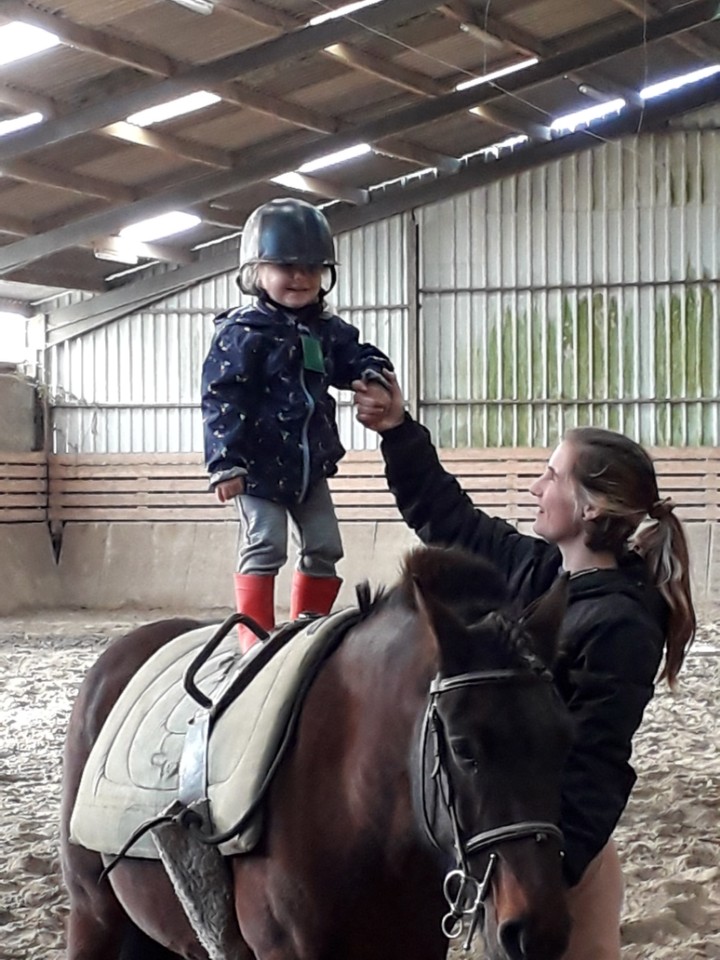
(353, 546), (545, 670)
(356, 546), (508, 624)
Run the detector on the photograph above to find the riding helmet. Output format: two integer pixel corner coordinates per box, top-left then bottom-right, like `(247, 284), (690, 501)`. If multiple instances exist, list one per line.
(238, 198), (338, 295)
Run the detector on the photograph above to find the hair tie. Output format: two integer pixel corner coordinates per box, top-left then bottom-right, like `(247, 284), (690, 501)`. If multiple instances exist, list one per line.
(649, 496), (674, 520)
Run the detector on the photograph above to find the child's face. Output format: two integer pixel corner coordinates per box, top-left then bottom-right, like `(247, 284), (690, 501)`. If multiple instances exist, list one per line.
(257, 263), (323, 309)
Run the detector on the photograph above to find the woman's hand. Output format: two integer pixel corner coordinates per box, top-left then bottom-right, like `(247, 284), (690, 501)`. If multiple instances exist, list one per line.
(215, 477), (245, 503)
(352, 370), (406, 433)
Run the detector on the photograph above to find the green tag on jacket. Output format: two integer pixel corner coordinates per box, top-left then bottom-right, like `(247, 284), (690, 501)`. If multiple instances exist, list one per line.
(301, 335), (326, 373)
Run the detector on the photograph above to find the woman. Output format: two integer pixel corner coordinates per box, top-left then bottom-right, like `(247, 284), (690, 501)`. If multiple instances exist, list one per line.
(353, 372), (695, 960)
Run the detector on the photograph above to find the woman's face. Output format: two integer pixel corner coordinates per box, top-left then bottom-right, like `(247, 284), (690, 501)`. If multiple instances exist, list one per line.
(529, 440), (586, 545)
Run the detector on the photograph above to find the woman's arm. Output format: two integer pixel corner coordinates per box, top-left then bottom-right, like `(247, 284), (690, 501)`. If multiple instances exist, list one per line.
(354, 374), (556, 591)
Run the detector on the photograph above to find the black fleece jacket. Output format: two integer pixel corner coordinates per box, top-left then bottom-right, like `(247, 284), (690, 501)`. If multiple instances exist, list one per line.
(380, 416), (667, 886)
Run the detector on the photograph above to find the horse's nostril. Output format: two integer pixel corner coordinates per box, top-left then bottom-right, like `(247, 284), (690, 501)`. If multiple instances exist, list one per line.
(498, 918), (528, 960)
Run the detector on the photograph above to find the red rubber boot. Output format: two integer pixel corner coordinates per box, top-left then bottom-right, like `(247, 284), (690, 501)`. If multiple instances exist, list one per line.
(289, 572), (342, 620)
(234, 573), (275, 653)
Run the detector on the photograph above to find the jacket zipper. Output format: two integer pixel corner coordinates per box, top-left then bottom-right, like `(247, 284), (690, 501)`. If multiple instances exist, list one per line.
(297, 323), (315, 501)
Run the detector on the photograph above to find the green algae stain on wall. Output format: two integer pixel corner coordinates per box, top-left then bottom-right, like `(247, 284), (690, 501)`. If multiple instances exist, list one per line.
(576, 296), (590, 426)
(686, 289), (700, 446)
(455, 284), (716, 450)
(669, 293), (685, 444)
(501, 305), (515, 444)
(700, 287), (716, 442)
(561, 296), (574, 402)
(607, 296), (621, 432)
(516, 308), (530, 445)
(487, 311), (500, 447)
(654, 298), (669, 446)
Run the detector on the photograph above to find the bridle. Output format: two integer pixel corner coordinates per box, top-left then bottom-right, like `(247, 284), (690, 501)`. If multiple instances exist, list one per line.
(420, 667), (564, 950)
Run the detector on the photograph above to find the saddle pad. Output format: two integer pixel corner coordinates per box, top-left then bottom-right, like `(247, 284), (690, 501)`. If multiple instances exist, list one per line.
(70, 609), (355, 859)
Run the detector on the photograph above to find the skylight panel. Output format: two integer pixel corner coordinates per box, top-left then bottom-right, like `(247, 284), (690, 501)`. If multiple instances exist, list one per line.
(126, 91), (221, 127)
(119, 212), (201, 242)
(459, 134), (529, 164)
(0, 112), (43, 138)
(308, 0), (384, 27)
(550, 98), (625, 134)
(0, 22), (60, 66)
(298, 143), (372, 173)
(455, 58), (539, 92)
(641, 64), (720, 101)
(271, 172), (316, 192)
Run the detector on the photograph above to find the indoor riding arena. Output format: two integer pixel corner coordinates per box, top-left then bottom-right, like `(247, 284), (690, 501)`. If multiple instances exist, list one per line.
(1, 1), (719, 958)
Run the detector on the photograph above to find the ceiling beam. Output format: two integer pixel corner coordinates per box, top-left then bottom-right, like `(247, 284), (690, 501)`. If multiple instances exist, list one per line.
(100, 121), (234, 168)
(6, 2), (339, 136)
(0, 212), (35, 236)
(0, 0), (717, 276)
(0, 0), (442, 162)
(91, 235), (195, 265)
(3, 2), (456, 176)
(326, 43), (552, 140)
(7, 264), (107, 293)
(271, 173), (370, 205)
(215, 0), (301, 30)
(46, 248), (239, 344)
(375, 137), (461, 172)
(0, 296), (35, 316)
(611, 0), (720, 60)
(215, 0), (550, 145)
(440, 2), (646, 107)
(44, 73), (720, 341)
(0, 158), (138, 202)
(192, 203), (246, 229)
(2, 0), (178, 76)
(470, 103), (552, 140)
(0, 83), (57, 118)
(325, 43), (444, 97)
(328, 73), (720, 233)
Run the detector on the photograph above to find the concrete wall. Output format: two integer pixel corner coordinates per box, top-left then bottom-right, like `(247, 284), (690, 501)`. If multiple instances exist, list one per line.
(0, 372), (40, 451)
(1, 519), (717, 620)
(0, 521), (420, 618)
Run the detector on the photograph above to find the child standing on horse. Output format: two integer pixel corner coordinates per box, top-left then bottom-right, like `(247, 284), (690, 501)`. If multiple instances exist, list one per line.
(202, 197), (392, 650)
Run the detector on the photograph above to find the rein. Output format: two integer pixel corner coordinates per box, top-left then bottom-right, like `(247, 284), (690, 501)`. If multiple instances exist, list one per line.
(420, 668), (564, 950)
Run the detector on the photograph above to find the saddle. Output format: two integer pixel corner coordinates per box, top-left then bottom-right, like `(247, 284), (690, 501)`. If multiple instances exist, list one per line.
(70, 607), (359, 859)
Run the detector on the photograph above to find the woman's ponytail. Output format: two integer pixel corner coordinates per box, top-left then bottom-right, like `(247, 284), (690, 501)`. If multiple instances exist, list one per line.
(566, 427), (697, 687)
(631, 510), (695, 686)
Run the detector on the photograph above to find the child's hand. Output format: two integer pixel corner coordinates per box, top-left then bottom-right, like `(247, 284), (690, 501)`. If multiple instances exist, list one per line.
(352, 370), (405, 433)
(215, 477), (245, 503)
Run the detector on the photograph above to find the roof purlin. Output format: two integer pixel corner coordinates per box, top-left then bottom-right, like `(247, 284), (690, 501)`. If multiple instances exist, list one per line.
(0, 0), (717, 277)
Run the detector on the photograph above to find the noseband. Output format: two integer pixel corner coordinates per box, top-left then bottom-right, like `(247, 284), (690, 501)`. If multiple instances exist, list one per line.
(420, 668), (564, 949)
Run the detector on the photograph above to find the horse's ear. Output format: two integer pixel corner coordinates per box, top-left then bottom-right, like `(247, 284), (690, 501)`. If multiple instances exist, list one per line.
(411, 575), (464, 668)
(519, 574), (569, 668)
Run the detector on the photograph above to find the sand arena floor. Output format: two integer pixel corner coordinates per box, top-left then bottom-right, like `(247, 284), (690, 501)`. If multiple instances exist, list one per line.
(0, 612), (718, 960)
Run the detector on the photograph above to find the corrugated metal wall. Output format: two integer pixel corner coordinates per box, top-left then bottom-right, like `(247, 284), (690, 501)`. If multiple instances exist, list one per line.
(47, 125), (720, 453)
(418, 129), (720, 447)
(48, 218), (409, 453)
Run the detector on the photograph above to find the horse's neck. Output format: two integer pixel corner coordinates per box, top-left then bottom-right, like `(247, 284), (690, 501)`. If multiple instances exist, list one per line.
(340, 599), (434, 733)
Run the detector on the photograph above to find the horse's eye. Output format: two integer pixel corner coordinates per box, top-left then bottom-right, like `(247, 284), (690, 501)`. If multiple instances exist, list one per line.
(449, 736), (477, 764)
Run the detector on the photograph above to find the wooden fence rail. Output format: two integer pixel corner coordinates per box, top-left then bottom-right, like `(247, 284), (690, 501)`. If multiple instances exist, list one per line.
(0, 452), (47, 522)
(2, 448), (718, 525)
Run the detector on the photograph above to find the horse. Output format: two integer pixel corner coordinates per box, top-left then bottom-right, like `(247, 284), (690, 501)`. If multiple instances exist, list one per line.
(60, 546), (574, 960)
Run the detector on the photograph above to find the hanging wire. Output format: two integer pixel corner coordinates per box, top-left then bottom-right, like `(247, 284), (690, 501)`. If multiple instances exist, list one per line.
(302, 0), (704, 177)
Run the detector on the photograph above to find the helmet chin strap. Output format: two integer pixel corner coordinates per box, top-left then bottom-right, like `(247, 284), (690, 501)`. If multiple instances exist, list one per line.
(320, 264), (337, 295)
(237, 263), (336, 299)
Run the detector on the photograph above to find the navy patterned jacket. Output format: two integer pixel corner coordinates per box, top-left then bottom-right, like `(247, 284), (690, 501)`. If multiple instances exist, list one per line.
(201, 298), (392, 506)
